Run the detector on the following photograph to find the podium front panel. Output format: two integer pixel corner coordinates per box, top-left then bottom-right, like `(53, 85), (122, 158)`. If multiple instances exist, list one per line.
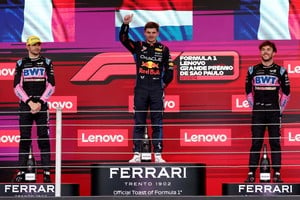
(0, 183), (79, 197)
(91, 163), (206, 196)
(223, 183), (300, 196)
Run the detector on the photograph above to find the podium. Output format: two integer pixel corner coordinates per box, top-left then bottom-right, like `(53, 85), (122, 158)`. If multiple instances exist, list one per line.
(223, 183), (300, 195)
(91, 163), (206, 196)
(0, 183), (79, 197)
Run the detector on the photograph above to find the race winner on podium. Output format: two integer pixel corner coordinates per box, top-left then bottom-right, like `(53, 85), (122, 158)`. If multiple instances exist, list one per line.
(119, 14), (174, 163)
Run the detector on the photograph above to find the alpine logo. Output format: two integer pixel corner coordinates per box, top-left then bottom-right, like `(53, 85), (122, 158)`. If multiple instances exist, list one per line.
(78, 129), (128, 147)
(180, 129), (231, 146)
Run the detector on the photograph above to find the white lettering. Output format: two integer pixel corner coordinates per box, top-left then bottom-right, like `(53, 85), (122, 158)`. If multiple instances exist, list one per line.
(4, 184), (55, 193)
(81, 133), (125, 143)
(109, 167), (187, 179)
(164, 100), (175, 109)
(184, 132), (227, 143)
(235, 98), (249, 108)
(288, 132), (300, 142)
(0, 135), (20, 143)
(48, 101), (73, 109)
(288, 64), (300, 74)
(0, 68), (15, 76)
(238, 184), (293, 194)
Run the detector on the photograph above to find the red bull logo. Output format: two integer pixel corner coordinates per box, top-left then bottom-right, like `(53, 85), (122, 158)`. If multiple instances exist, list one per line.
(141, 61), (159, 69)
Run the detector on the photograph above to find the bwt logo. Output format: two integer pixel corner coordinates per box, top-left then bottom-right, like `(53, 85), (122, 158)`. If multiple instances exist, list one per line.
(284, 60), (300, 78)
(283, 128), (300, 146)
(231, 95), (251, 112)
(23, 67), (45, 77)
(180, 129), (231, 146)
(254, 75), (277, 85)
(48, 96), (77, 113)
(77, 129), (128, 147)
(128, 95), (180, 112)
(0, 130), (20, 147)
(0, 63), (15, 80)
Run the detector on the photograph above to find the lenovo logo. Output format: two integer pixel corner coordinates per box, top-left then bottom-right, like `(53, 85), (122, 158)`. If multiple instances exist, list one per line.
(128, 95), (180, 112)
(180, 129), (231, 146)
(48, 96), (77, 113)
(0, 63), (15, 80)
(284, 61), (300, 78)
(283, 128), (300, 146)
(0, 130), (20, 147)
(78, 129), (128, 147)
(231, 95), (251, 112)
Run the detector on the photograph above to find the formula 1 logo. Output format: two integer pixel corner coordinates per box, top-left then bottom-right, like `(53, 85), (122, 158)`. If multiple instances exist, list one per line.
(71, 51), (239, 83)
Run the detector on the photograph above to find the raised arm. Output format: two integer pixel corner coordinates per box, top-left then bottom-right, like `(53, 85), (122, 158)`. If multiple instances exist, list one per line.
(119, 14), (137, 53)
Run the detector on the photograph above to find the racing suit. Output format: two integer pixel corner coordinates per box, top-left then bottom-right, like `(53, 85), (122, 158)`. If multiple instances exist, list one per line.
(245, 63), (290, 173)
(14, 56), (55, 171)
(119, 23), (174, 153)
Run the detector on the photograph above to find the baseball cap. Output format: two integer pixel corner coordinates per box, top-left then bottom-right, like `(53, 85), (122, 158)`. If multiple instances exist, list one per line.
(26, 35), (41, 46)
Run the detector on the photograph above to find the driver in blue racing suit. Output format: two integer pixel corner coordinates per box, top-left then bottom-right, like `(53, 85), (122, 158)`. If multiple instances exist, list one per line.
(119, 14), (174, 163)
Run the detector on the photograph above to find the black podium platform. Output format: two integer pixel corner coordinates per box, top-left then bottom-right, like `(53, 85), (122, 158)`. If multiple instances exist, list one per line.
(223, 183), (300, 196)
(0, 183), (79, 197)
(91, 163), (206, 196)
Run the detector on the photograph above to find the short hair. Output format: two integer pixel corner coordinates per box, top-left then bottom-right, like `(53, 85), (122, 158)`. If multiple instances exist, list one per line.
(259, 40), (277, 53)
(144, 22), (159, 32)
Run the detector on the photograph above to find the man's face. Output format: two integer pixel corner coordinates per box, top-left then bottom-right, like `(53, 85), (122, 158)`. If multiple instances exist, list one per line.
(26, 43), (41, 56)
(144, 28), (159, 43)
(260, 45), (275, 62)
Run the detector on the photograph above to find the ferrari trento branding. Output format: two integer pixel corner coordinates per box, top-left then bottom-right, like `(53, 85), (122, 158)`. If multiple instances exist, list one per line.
(238, 184), (293, 194)
(4, 184), (55, 193)
(109, 167), (187, 179)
